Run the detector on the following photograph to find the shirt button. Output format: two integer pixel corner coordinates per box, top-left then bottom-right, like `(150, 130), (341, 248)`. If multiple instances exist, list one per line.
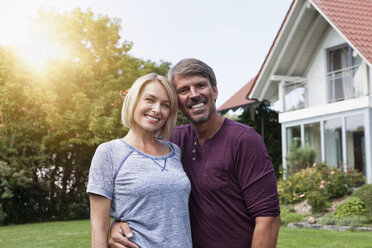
(192, 157), (196, 160)
(192, 149), (196, 153)
(194, 141), (197, 145)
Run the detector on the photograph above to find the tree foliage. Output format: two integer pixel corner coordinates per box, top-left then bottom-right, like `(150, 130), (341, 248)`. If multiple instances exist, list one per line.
(0, 8), (171, 224)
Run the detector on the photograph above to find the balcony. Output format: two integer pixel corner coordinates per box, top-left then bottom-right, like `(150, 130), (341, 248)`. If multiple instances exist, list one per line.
(328, 65), (365, 103)
(284, 81), (307, 111)
(283, 64), (366, 112)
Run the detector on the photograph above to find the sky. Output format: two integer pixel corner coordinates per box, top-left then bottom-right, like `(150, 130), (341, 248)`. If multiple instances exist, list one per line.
(0, 0), (293, 108)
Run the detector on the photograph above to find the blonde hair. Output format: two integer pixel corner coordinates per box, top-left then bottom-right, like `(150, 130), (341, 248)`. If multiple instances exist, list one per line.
(121, 73), (178, 141)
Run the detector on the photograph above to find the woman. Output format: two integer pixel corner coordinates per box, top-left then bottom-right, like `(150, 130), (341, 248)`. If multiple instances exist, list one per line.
(87, 73), (192, 248)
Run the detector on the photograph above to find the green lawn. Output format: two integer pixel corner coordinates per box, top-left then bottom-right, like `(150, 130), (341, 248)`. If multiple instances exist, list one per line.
(1, 220), (372, 248)
(278, 226), (372, 248)
(0, 219), (91, 248)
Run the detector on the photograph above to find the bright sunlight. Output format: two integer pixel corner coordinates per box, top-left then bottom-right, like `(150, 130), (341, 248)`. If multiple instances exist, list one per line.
(0, 1), (71, 73)
(16, 24), (70, 72)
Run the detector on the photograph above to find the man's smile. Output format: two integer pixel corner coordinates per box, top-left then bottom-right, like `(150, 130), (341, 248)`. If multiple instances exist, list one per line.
(191, 103), (205, 109)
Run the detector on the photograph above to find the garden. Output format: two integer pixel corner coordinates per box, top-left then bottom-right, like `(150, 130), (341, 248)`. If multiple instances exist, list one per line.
(279, 144), (372, 230)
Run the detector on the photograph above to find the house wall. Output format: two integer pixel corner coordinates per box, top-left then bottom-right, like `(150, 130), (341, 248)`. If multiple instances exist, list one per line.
(306, 29), (346, 108)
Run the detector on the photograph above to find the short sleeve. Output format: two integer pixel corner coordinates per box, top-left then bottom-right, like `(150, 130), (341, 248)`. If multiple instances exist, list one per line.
(87, 144), (115, 200)
(234, 129), (280, 218)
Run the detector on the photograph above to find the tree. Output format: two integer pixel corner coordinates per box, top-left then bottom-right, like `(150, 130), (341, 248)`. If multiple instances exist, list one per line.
(0, 8), (171, 224)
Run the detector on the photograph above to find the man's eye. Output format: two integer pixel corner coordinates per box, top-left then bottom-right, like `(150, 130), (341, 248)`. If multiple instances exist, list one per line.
(178, 89), (188, 95)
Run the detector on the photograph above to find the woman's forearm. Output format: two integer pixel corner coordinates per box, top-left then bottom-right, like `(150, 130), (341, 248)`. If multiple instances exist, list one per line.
(90, 194), (112, 248)
(91, 223), (110, 248)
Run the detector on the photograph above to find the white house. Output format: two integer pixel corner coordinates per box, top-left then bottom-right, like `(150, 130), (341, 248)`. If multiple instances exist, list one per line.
(218, 0), (372, 183)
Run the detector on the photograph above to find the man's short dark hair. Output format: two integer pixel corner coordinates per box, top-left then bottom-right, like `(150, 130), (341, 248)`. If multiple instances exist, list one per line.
(168, 58), (217, 87)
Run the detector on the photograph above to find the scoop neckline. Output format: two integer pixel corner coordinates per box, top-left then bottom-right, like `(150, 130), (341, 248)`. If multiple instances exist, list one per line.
(118, 139), (175, 160)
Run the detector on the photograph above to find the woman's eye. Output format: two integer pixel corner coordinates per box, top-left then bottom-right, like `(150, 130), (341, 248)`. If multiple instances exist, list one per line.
(145, 98), (153, 102)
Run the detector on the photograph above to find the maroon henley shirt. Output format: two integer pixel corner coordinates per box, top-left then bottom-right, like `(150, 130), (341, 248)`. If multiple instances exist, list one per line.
(170, 118), (280, 248)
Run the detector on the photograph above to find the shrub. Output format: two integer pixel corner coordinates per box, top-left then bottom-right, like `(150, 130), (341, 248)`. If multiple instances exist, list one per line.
(319, 212), (337, 225)
(323, 168), (348, 199)
(319, 211), (370, 227)
(277, 163), (365, 207)
(280, 206), (303, 225)
(285, 141), (316, 174)
(68, 196), (90, 220)
(353, 184), (372, 216)
(0, 204), (5, 224)
(307, 190), (330, 213)
(279, 168), (309, 204)
(336, 197), (366, 218)
(345, 170), (366, 189)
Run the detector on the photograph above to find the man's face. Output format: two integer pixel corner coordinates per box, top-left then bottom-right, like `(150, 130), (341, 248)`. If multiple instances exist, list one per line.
(173, 74), (218, 124)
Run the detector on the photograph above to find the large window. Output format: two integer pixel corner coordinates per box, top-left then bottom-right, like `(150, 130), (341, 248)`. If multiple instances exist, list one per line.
(324, 118), (343, 167)
(346, 115), (365, 172)
(305, 122), (321, 162)
(284, 115), (367, 179)
(328, 45), (351, 102)
(286, 125), (300, 154)
(327, 44), (362, 103)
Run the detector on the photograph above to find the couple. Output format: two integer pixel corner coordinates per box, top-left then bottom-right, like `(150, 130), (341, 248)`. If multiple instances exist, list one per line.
(87, 58), (281, 248)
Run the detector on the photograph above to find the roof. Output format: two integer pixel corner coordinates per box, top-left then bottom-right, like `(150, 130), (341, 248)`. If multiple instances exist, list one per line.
(217, 76), (257, 113)
(247, 0), (372, 100)
(220, 0), (372, 111)
(311, 0), (372, 63)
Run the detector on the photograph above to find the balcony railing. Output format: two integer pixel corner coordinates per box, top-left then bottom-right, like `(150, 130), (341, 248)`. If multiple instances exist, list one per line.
(283, 64), (366, 111)
(285, 82), (307, 111)
(327, 65), (365, 103)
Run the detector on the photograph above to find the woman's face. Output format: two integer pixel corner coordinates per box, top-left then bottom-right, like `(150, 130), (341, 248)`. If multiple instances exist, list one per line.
(132, 80), (170, 135)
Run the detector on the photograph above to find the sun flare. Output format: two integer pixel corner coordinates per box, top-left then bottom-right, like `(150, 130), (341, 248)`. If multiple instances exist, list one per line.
(14, 23), (70, 72)
(0, 1), (72, 73)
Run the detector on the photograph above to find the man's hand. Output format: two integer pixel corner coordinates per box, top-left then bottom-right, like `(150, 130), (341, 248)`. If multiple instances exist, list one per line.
(108, 221), (139, 248)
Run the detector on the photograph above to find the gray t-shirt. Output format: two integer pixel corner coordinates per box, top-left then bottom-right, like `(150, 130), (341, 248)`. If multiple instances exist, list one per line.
(87, 139), (192, 248)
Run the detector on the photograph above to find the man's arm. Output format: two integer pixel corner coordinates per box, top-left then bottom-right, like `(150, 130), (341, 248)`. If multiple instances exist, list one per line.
(108, 221), (139, 248)
(251, 216), (281, 248)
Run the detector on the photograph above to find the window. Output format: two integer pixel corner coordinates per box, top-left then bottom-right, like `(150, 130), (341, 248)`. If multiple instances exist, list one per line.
(327, 44), (362, 102)
(286, 125), (301, 154)
(305, 122), (321, 162)
(346, 115), (365, 172)
(324, 118), (343, 167)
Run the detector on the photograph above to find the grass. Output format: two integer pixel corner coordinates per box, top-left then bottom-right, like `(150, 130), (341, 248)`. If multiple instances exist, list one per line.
(1, 220), (372, 248)
(278, 226), (372, 248)
(0, 219), (91, 248)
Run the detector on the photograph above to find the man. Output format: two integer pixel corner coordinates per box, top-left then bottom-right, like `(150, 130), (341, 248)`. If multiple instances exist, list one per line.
(109, 58), (281, 248)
